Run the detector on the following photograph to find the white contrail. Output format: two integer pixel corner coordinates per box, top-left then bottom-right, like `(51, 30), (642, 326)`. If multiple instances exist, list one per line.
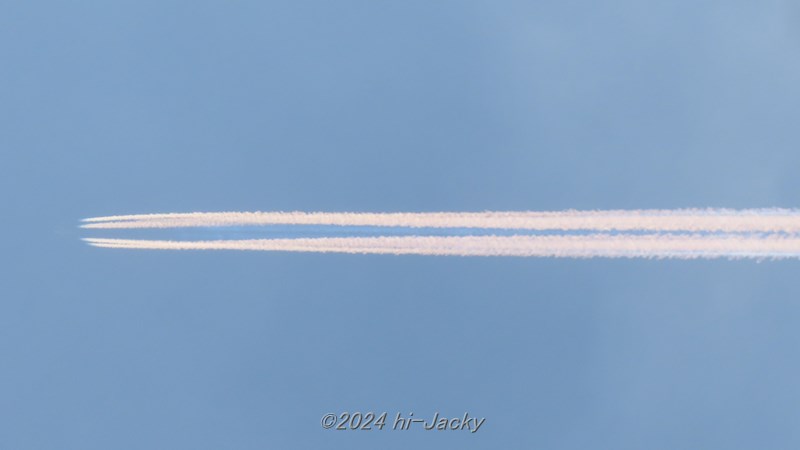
(81, 209), (800, 258)
(81, 209), (800, 233)
(82, 234), (800, 259)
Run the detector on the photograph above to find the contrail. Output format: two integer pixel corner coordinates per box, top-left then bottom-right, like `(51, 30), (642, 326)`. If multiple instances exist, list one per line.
(80, 209), (800, 259)
(81, 209), (800, 233)
(83, 234), (800, 258)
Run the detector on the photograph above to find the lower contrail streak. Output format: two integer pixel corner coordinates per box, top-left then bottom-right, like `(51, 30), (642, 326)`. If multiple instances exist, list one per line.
(79, 209), (800, 259)
(82, 235), (800, 258)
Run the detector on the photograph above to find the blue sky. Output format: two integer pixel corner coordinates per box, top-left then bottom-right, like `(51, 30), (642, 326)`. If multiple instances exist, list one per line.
(2, 1), (800, 448)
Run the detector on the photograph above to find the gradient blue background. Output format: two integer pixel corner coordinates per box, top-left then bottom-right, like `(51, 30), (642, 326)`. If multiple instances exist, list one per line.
(3, 1), (800, 448)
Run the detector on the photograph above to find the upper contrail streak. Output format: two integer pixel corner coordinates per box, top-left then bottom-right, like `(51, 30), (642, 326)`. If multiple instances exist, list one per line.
(81, 209), (800, 259)
(81, 209), (800, 233)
